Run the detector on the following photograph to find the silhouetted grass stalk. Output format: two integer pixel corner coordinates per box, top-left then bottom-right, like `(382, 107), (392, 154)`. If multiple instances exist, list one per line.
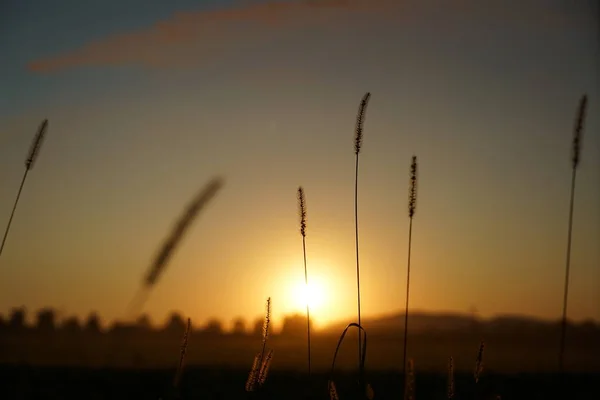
(559, 94), (587, 373)
(328, 380), (340, 400)
(297, 186), (312, 377)
(173, 317), (191, 392)
(402, 156), (418, 377)
(259, 297), (271, 375)
(474, 340), (485, 383)
(328, 322), (368, 399)
(0, 119), (48, 260)
(366, 383), (374, 400)
(403, 358), (415, 400)
(257, 348), (273, 387)
(246, 297), (272, 392)
(353, 92), (371, 366)
(447, 356), (454, 399)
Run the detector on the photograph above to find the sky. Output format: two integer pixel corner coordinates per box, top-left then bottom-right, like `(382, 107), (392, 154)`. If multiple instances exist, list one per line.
(0, 0), (599, 331)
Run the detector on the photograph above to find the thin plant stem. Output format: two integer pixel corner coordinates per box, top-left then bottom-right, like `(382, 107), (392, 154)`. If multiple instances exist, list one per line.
(1, 118), (47, 261)
(302, 235), (311, 377)
(559, 166), (577, 373)
(329, 322), (368, 395)
(354, 152), (362, 365)
(559, 94), (587, 374)
(353, 92), (370, 370)
(298, 186), (311, 377)
(403, 155), (418, 378)
(0, 169), (29, 259)
(259, 297), (271, 373)
(402, 216), (413, 377)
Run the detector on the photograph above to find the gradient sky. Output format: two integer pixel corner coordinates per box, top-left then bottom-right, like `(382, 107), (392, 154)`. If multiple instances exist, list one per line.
(1, 0), (599, 330)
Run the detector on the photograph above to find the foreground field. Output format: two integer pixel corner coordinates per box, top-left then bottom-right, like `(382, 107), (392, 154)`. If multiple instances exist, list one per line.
(2, 327), (599, 372)
(1, 365), (598, 400)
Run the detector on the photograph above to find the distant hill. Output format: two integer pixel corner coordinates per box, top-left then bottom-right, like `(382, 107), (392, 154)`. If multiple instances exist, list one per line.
(320, 310), (600, 335)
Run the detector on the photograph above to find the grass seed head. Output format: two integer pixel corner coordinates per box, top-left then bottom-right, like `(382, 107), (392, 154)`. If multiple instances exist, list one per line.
(354, 92), (371, 155)
(328, 380), (339, 400)
(572, 94), (587, 169)
(447, 356), (454, 399)
(408, 156), (418, 218)
(474, 340), (485, 383)
(25, 119), (48, 171)
(298, 187), (307, 237)
(262, 297), (271, 343)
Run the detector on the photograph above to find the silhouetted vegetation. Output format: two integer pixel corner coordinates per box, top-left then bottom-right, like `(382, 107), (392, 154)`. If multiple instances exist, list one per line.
(0, 119), (48, 259)
(1, 306), (598, 375)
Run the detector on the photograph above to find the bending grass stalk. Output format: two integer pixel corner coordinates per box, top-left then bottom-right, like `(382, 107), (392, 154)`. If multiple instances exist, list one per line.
(328, 323), (368, 399)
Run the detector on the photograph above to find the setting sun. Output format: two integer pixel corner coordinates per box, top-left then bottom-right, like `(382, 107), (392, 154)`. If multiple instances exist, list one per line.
(274, 267), (339, 328)
(292, 279), (325, 311)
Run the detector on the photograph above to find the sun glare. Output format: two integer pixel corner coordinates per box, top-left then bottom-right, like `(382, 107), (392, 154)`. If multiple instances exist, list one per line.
(293, 279), (325, 311)
(276, 261), (340, 327)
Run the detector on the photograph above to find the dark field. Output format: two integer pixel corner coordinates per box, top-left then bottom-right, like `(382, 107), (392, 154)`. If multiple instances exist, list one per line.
(1, 365), (599, 400)
(2, 314), (599, 399)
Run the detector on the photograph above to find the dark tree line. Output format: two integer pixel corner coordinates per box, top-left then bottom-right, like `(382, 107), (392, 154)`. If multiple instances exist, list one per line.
(0, 307), (313, 337)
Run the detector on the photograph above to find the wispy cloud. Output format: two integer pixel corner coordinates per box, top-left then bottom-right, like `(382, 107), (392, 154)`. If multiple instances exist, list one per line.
(26, 0), (584, 74)
(27, 0), (390, 73)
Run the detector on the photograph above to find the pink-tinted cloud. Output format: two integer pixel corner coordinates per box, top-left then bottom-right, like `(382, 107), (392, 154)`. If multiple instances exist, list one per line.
(27, 0), (391, 73)
(27, 0), (583, 74)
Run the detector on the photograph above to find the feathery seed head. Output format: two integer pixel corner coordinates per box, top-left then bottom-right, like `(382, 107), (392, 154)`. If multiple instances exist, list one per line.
(257, 348), (273, 386)
(173, 317), (191, 389)
(25, 119), (48, 171)
(354, 92), (371, 155)
(447, 356), (455, 399)
(328, 380), (339, 400)
(572, 94), (587, 169)
(474, 340), (485, 383)
(298, 186), (307, 237)
(408, 155), (418, 218)
(262, 297), (271, 342)
(245, 353), (261, 392)
(366, 383), (374, 400)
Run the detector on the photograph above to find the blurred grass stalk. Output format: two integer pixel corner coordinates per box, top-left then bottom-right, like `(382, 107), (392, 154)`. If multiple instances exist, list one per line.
(127, 177), (224, 318)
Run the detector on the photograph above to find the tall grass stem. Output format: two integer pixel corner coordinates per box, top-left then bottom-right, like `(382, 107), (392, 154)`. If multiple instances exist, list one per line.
(353, 92), (371, 367)
(559, 94), (587, 373)
(402, 155), (418, 377)
(298, 187), (311, 376)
